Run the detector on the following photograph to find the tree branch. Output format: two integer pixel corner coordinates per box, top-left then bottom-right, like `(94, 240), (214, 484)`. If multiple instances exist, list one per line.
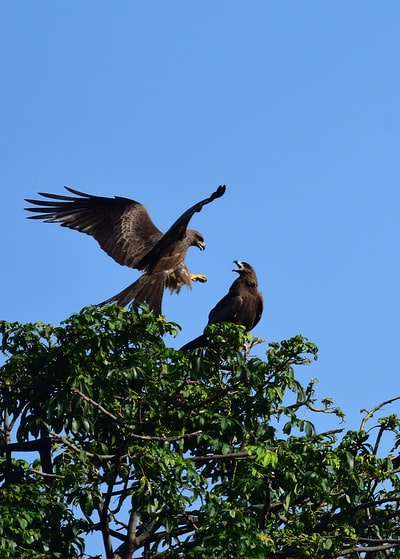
(314, 497), (400, 531)
(188, 451), (249, 462)
(73, 389), (202, 442)
(338, 542), (400, 556)
(360, 396), (400, 431)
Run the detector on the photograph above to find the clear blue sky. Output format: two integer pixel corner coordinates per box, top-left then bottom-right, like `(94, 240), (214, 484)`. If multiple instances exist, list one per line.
(2, 3), (400, 445)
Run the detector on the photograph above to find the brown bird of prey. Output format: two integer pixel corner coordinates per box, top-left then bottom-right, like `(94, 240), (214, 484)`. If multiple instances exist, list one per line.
(180, 260), (263, 351)
(25, 185), (226, 315)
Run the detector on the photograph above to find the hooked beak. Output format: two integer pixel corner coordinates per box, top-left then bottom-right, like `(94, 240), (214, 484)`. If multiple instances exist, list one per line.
(232, 260), (244, 273)
(197, 240), (206, 251)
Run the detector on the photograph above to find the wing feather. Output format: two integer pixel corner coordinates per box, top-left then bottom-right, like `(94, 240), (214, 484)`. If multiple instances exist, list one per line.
(25, 187), (163, 269)
(208, 293), (244, 324)
(138, 185), (226, 269)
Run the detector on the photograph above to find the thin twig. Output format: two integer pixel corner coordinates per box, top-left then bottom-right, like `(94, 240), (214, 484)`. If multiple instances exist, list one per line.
(189, 451), (249, 462)
(73, 388), (202, 442)
(360, 396), (400, 431)
(314, 497), (400, 531)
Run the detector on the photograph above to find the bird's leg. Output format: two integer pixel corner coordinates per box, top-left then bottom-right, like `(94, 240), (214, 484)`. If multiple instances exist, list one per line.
(190, 273), (207, 283)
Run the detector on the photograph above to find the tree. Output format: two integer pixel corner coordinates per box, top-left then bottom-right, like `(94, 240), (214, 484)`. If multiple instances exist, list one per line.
(1, 305), (400, 558)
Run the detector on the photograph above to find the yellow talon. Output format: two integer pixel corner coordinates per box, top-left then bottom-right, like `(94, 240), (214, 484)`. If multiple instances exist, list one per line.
(190, 274), (208, 283)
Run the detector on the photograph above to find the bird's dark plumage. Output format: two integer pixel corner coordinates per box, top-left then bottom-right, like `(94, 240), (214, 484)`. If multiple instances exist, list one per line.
(25, 185), (226, 314)
(180, 261), (263, 351)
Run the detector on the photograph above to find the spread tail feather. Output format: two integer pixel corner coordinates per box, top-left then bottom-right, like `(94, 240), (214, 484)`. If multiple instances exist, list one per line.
(100, 274), (166, 315)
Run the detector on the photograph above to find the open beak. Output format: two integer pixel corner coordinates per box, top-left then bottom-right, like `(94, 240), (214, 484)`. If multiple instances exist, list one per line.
(197, 240), (206, 251)
(232, 260), (244, 273)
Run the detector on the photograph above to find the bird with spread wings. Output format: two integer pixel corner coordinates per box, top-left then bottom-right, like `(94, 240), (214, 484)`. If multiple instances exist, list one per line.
(180, 260), (263, 351)
(25, 185), (226, 315)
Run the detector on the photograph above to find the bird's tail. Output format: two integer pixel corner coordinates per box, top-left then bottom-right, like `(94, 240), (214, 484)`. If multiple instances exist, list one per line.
(180, 334), (207, 352)
(100, 273), (166, 315)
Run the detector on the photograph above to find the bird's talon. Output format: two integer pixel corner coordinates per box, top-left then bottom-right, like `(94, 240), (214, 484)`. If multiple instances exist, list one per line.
(190, 274), (208, 283)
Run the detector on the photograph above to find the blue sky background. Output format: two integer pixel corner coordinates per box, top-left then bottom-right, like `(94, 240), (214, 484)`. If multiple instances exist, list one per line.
(2, 0), (399, 476)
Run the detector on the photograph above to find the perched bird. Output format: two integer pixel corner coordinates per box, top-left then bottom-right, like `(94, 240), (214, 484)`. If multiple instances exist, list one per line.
(180, 260), (263, 351)
(25, 185), (226, 315)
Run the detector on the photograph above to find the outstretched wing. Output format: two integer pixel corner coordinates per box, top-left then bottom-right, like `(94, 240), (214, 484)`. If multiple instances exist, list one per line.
(138, 185), (226, 269)
(25, 187), (163, 269)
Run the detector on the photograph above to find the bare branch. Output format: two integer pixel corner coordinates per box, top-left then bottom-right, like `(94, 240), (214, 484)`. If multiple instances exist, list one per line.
(73, 389), (202, 442)
(73, 388), (120, 421)
(188, 451), (249, 462)
(339, 542), (400, 556)
(360, 396), (400, 431)
(122, 510), (139, 559)
(314, 497), (400, 531)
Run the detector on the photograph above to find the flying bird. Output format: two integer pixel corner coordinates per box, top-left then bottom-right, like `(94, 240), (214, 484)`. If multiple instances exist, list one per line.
(25, 185), (226, 315)
(180, 260), (263, 351)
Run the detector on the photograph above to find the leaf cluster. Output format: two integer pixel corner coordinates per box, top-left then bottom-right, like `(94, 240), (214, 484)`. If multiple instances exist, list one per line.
(1, 305), (400, 558)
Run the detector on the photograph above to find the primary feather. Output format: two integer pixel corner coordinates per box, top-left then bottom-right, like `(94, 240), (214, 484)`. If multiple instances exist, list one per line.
(25, 185), (226, 314)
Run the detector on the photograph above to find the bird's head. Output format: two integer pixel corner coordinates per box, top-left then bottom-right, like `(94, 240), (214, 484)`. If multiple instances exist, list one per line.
(188, 230), (206, 250)
(233, 260), (252, 274)
(233, 260), (259, 287)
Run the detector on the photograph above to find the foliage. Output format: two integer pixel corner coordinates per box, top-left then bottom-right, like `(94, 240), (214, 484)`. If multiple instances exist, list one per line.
(1, 305), (400, 558)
